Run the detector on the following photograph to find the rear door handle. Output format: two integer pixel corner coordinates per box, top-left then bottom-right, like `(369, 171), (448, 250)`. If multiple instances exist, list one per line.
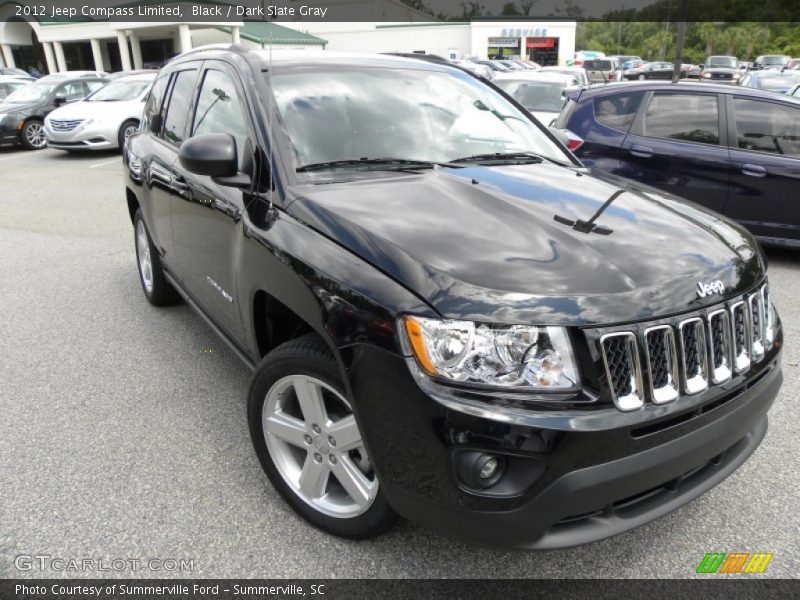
(741, 163), (767, 178)
(630, 145), (654, 158)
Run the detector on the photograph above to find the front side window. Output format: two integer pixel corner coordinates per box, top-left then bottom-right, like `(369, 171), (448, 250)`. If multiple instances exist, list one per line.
(594, 91), (644, 132)
(642, 93), (719, 145)
(270, 66), (569, 177)
(733, 98), (800, 157)
(191, 69), (249, 169)
(57, 82), (86, 101)
(142, 74), (169, 132)
(161, 70), (197, 147)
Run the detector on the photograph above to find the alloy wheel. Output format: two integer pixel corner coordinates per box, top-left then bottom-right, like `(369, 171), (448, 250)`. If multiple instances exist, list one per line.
(136, 220), (154, 293)
(262, 374), (378, 518)
(25, 122), (46, 148)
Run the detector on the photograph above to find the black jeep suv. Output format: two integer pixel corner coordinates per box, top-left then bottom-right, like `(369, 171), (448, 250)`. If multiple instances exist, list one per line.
(123, 46), (782, 549)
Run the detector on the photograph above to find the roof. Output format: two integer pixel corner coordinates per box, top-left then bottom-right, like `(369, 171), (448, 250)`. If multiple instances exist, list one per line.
(218, 22), (326, 46)
(577, 80), (800, 104)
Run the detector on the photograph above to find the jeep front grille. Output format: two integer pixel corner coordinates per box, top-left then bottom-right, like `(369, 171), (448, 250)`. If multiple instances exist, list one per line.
(597, 284), (770, 411)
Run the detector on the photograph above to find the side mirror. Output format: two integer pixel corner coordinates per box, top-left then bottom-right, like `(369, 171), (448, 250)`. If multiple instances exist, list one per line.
(179, 133), (252, 188)
(54, 96), (66, 107)
(149, 114), (163, 135)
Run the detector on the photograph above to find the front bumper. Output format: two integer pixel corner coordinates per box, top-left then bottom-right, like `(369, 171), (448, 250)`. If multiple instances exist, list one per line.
(44, 121), (117, 150)
(347, 330), (781, 549)
(0, 117), (21, 145)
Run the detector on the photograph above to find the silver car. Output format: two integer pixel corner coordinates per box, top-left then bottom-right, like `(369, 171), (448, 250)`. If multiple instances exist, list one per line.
(44, 73), (154, 151)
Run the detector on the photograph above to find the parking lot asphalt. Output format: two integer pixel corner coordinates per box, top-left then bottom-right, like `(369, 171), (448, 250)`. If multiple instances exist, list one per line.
(0, 146), (798, 579)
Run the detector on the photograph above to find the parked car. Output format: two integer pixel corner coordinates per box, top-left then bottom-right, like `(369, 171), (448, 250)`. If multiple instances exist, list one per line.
(701, 56), (740, 83)
(123, 47), (782, 549)
(476, 60), (511, 72)
(492, 72), (578, 125)
(45, 73), (155, 151)
(623, 61), (686, 80)
(682, 64), (703, 79)
(38, 70), (108, 82)
(497, 60), (527, 71)
(739, 70), (800, 94)
(570, 50), (605, 67)
(608, 54), (642, 66)
(452, 60), (495, 80)
(0, 75), (31, 101)
(784, 58), (800, 71)
(0, 75), (107, 149)
(106, 69), (158, 80)
(0, 67), (32, 77)
(557, 81), (800, 247)
(539, 66), (589, 86)
(583, 58), (619, 83)
(754, 55), (790, 71)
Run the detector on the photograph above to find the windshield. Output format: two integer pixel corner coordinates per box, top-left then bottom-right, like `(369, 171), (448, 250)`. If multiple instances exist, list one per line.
(3, 82), (56, 103)
(270, 67), (569, 177)
(493, 80), (567, 113)
(763, 56), (788, 65)
(87, 79), (151, 102)
(706, 57), (737, 68)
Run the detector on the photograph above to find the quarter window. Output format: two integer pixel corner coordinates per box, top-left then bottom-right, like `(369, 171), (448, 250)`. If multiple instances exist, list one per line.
(191, 69), (249, 169)
(594, 92), (644, 132)
(161, 69), (197, 147)
(643, 93), (719, 145)
(733, 98), (800, 157)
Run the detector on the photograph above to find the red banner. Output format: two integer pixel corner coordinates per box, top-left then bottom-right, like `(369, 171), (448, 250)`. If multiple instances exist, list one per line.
(527, 37), (556, 49)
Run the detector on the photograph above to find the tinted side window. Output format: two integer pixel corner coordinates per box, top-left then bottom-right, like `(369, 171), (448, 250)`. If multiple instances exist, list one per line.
(594, 92), (643, 132)
(643, 93), (719, 145)
(191, 69), (249, 169)
(162, 70), (197, 147)
(142, 74), (169, 132)
(733, 98), (800, 157)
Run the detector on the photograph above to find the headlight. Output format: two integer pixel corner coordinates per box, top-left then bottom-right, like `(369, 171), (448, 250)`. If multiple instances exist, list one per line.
(702, 72), (712, 78)
(402, 316), (579, 390)
(81, 118), (94, 128)
(733, 73), (741, 80)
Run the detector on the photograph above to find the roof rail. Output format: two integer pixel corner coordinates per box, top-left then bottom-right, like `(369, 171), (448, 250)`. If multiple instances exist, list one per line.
(175, 43), (250, 59)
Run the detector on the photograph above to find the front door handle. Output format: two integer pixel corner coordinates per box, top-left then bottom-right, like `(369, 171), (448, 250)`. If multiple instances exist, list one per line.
(630, 145), (654, 158)
(741, 163), (767, 178)
(172, 175), (190, 193)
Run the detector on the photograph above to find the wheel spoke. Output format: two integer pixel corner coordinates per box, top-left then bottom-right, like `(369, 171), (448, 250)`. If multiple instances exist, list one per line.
(293, 376), (328, 426)
(330, 455), (374, 508)
(327, 415), (362, 452)
(264, 411), (307, 447)
(298, 454), (329, 499)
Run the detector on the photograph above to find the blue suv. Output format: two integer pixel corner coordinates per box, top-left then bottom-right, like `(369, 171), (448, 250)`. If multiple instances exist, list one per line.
(556, 81), (800, 248)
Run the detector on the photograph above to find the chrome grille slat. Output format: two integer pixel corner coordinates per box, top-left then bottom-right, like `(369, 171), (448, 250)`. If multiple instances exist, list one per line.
(644, 325), (679, 404)
(730, 301), (750, 373)
(749, 291), (765, 361)
(708, 309), (733, 384)
(678, 318), (709, 395)
(50, 119), (83, 132)
(599, 332), (644, 411)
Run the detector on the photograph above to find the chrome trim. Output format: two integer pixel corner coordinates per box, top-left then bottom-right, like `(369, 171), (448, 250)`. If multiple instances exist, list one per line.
(762, 284), (775, 349)
(643, 325), (679, 404)
(729, 300), (751, 374)
(748, 291), (765, 362)
(707, 309), (733, 384)
(678, 318), (709, 395)
(599, 332), (644, 411)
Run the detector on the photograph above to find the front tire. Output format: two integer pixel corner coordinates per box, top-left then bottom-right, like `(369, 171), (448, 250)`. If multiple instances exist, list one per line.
(118, 119), (138, 150)
(21, 120), (47, 150)
(247, 334), (398, 539)
(133, 209), (179, 306)
(637, 73), (646, 80)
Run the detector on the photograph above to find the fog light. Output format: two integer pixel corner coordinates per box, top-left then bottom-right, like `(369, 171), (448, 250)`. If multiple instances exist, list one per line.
(480, 457), (499, 479)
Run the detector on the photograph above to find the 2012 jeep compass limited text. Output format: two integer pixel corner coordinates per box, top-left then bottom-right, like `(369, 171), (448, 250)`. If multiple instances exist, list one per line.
(123, 47), (782, 549)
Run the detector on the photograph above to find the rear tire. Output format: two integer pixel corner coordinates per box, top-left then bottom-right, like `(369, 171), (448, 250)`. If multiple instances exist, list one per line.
(118, 119), (138, 150)
(637, 74), (646, 80)
(21, 120), (46, 150)
(133, 209), (180, 306)
(248, 333), (398, 539)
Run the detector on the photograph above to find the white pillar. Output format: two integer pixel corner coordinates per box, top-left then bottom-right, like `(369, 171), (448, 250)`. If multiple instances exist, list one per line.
(116, 31), (132, 71)
(231, 26), (241, 44)
(42, 42), (57, 74)
(1, 45), (15, 69)
(53, 42), (67, 72)
(130, 32), (143, 70)
(90, 38), (105, 72)
(179, 24), (192, 54)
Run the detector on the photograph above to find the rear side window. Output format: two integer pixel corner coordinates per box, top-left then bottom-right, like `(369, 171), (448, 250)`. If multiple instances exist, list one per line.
(584, 60), (613, 71)
(56, 81), (85, 101)
(733, 98), (800, 157)
(642, 93), (719, 145)
(593, 92), (643, 132)
(161, 70), (197, 147)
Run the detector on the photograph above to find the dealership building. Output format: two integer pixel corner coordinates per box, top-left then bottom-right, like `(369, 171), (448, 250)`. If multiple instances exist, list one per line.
(0, 0), (576, 75)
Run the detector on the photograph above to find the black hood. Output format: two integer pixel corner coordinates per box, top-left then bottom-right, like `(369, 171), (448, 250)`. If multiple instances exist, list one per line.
(0, 101), (41, 115)
(287, 164), (764, 326)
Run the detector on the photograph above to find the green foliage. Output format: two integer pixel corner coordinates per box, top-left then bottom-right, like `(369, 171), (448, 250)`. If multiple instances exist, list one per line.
(576, 22), (800, 63)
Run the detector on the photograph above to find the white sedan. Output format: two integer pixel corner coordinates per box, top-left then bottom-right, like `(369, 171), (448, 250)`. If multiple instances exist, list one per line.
(44, 73), (154, 151)
(491, 72), (579, 126)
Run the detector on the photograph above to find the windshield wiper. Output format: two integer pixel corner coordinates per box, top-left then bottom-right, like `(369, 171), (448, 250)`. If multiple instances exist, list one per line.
(449, 151), (547, 165)
(296, 157), (439, 173)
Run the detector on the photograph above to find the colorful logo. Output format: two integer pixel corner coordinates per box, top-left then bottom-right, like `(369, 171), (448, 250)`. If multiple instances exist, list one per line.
(696, 552), (774, 574)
